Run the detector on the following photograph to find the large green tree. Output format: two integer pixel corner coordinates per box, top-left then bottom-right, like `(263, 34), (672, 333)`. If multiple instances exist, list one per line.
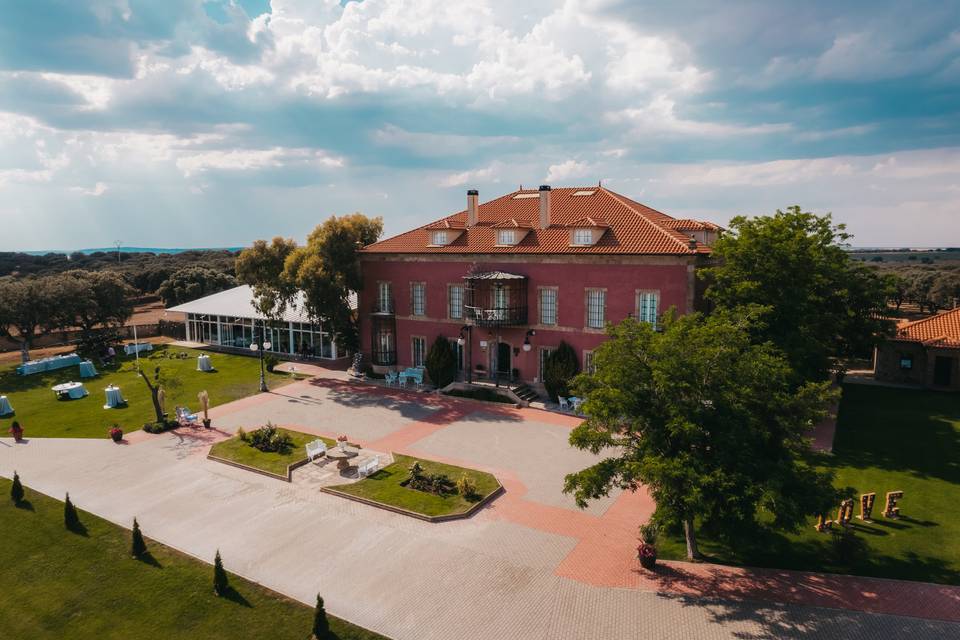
(62, 270), (136, 355)
(563, 312), (837, 560)
(0, 275), (73, 362)
(237, 215), (383, 354)
(704, 207), (892, 382)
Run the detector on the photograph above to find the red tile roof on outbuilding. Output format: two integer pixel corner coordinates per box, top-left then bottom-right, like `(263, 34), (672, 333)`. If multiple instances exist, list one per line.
(362, 186), (717, 255)
(895, 308), (960, 347)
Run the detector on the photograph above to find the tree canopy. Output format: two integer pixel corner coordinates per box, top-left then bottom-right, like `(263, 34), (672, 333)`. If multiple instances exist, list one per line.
(0, 275), (69, 361)
(563, 312), (838, 560)
(704, 206), (892, 382)
(158, 266), (237, 306)
(237, 214), (383, 353)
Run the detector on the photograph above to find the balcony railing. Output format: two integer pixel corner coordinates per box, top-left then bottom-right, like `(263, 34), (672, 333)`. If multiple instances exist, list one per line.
(464, 305), (528, 328)
(371, 297), (395, 315)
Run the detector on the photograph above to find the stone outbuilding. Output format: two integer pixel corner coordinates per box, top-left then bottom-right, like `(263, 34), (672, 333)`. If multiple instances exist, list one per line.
(874, 307), (960, 391)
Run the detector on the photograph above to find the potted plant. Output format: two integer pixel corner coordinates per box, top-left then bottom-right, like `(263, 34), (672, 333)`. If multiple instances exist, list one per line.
(198, 390), (211, 428)
(109, 424), (123, 443)
(9, 421), (23, 443)
(637, 523), (658, 570)
(336, 434), (348, 451)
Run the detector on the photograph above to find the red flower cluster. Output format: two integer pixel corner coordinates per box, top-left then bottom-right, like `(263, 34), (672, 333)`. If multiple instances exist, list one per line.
(336, 434), (349, 442)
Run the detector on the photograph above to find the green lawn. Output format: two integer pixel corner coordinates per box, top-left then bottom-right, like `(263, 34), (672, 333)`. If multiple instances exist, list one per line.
(658, 384), (960, 585)
(0, 345), (292, 439)
(0, 478), (385, 640)
(209, 428), (335, 477)
(329, 454), (501, 518)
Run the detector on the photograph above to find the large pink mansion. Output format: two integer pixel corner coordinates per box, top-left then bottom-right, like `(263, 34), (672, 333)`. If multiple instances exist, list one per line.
(358, 185), (719, 393)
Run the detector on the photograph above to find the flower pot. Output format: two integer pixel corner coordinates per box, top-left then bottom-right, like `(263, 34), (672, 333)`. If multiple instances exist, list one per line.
(637, 544), (657, 570)
(110, 430), (123, 443)
(203, 419), (212, 429)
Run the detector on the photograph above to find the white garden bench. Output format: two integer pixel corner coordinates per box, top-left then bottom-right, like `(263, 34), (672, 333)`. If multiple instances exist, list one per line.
(305, 439), (327, 461)
(357, 456), (380, 478)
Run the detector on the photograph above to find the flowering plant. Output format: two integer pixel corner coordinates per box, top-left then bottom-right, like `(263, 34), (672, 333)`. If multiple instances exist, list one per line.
(637, 542), (657, 569)
(109, 424), (123, 442)
(336, 434), (348, 443)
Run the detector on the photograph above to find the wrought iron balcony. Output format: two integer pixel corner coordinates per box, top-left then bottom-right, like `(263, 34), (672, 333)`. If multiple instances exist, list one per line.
(463, 271), (528, 328)
(371, 296), (395, 315)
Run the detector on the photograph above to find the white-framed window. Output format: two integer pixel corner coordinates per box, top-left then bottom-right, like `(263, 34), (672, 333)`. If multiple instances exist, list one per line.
(637, 290), (659, 325)
(539, 346), (555, 382)
(492, 285), (509, 311)
(377, 281), (392, 313)
(539, 287), (557, 325)
(411, 282), (426, 316)
(448, 284), (464, 319)
(412, 336), (426, 367)
(586, 288), (606, 328)
(573, 229), (593, 245)
(497, 229), (517, 245)
(431, 230), (449, 245)
(584, 350), (595, 374)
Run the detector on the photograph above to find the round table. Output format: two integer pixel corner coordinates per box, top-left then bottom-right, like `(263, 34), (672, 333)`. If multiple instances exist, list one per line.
(52, 382), (87, 400)
(197, 355), (213, 372)
(325, 446), (359, 471)
(103, 385), (126, 409)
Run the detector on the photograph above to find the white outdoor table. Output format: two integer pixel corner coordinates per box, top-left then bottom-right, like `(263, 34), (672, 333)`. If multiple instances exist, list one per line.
(197, 354), (213, 372)
(0, 396), (13, 417)
(103, 385), (125, 409)
(52, 382), (88, 400)
(124, 343), (153, 355)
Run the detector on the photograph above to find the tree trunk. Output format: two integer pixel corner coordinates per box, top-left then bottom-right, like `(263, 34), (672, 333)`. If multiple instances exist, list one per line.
(683, 518), (701, 561)
(20, 338), (30, 364)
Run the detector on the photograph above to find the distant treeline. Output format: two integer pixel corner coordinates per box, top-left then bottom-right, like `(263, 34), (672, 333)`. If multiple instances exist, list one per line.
(0, 250), (239, 301)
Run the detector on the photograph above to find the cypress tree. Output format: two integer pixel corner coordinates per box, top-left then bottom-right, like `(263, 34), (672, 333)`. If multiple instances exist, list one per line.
(213, 550), (229, 596)
(64, 493), (80, 530)
(131, 518), (147, 558)
(10, 471), (24, 505)
(312, 594), (331, 639)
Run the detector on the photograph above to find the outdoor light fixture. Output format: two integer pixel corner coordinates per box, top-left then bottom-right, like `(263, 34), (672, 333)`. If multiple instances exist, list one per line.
(522, 329), (536, 352)
(251, 323), (271, 392)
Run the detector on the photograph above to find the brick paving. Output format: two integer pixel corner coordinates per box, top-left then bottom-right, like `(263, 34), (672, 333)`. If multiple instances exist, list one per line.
(3, 374), (960, 638)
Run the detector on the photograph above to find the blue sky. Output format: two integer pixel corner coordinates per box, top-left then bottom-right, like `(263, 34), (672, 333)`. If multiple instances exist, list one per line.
(0, 0), (958, 250)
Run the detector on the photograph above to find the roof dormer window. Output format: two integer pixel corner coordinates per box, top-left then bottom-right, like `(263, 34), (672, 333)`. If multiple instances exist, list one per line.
(572, 228), (593, 246)
(431, 230), (449, 246)
(496, 229), (517, 246)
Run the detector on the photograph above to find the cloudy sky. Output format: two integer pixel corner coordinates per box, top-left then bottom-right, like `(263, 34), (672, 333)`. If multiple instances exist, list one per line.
(1, 0), (958, 251)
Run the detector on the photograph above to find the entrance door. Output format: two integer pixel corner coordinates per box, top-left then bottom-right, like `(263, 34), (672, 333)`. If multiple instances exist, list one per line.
(497, 342), (511, 379)
(934, 356), (953, 386)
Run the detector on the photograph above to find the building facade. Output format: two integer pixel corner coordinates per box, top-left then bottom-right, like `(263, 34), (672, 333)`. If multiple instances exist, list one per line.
(358, 185), (718, 388)
(874, 307), (960, 391)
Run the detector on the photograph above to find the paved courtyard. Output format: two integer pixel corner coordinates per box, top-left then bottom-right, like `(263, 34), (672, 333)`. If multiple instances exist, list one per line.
(2, 374), (959, 639)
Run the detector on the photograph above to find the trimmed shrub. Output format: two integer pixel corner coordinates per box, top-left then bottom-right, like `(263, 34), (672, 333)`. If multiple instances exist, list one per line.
(213, 550), (229, 596)
(247, 422), (293, 454)
(131, 518), (147, 558)
(425, 335), (457, 388)
(312, 594), (331, 639)
(64, 493), (80, 530)
(456, 473), (479, 501)
(10, 471), (24, 505)
(142, 419), (178, 434)
(264, 354), (280, 373)
(543, 341), (579, 402)
(237, 427), (248, 442)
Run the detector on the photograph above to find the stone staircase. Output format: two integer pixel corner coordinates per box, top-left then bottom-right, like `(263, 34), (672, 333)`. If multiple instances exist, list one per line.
(510, 383), (540, 404)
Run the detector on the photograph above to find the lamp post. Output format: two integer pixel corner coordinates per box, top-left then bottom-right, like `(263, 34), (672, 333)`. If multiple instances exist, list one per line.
(249, 322), (273, 392)
(457, 325), (471, 384)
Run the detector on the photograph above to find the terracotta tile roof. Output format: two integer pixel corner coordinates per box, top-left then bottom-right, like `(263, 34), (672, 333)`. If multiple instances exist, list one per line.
(363, 186), (717, 255)
(491, 218), (534, 229)
(663, 219), (723, 231)
(424, 219), (466, 230)
(566, 216), (610, 228)
(895, 308), (960, 347)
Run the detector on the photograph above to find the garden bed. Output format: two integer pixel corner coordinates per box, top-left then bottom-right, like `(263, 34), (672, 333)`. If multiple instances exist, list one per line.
(324, 454), (502, 522)
(208, 427), (335, 481)
(442, 385), (519, 406)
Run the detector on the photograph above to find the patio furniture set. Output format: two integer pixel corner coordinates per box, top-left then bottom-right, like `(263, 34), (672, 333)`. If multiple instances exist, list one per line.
(384, 367), (425, 389)
(558, 396), (585, 414)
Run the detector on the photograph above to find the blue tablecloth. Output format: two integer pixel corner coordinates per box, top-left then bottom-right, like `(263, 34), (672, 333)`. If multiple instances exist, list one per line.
(16, 353), (82, 376)
(79, 361), (97, 378)
(0, 396), (13, 417)
(103, 386), (125, 409)
(197, 355), (213, 372)
(52, 382), (87, 400)
(124, 343), (153, 355)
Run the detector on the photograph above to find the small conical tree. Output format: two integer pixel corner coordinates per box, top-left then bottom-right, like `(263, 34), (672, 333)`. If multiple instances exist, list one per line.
(64, 493), (80, 530)
(131, 518), (147, 558)
(10, 471), (24, 505)
(312, 594), (331, 639)
(213, 550), (229, 596)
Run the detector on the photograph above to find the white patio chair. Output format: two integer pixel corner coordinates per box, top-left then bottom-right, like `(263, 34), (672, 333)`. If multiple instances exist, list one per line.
(306, 439), (327, 461)
(558, 397), (570, 411)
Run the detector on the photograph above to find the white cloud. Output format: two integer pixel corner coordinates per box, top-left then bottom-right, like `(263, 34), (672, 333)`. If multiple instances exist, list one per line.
(439, 161), (503, 187)
(70, 181), (108, 196)
(545, 159), (591, 183)
(175, 147), (344, 177)
(608, 94), (792, 138)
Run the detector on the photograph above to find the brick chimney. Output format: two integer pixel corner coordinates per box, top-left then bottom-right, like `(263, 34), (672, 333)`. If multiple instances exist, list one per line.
(467, 189), (479, 227)
(538, 185), (551, 229)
